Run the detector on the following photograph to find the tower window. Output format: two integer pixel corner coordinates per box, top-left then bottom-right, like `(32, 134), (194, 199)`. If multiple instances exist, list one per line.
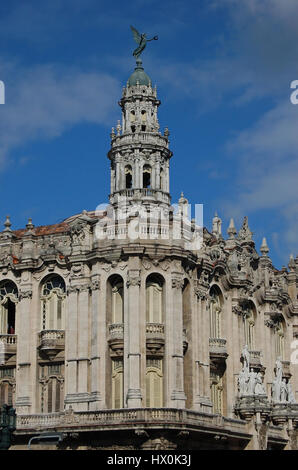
(125, 165), (133, 189)
(143, 165), (151, 189)
(131, 125), (136, 133)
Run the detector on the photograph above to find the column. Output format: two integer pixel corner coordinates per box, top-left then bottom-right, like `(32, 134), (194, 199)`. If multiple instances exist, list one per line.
(126, 269), (142, 407)
(90, 274), (104, 410)
(15, 287), (33, 415)
(64, 286), (78, 409)
(76, 284), (90, 410)
(170, 272), (186, 408)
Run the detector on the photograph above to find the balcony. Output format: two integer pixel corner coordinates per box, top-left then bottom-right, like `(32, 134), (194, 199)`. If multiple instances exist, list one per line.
(0, 334), (17, 360)
(249, 350), (263, 371)
(38, 330), (65, 359)
(108, 323), (124, 357)
(209, 338), (228, 362)
(146, 323), (165, 355)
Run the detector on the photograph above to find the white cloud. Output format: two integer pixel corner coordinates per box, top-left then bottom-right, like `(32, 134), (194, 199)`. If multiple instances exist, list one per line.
(0, 62), (119, 169)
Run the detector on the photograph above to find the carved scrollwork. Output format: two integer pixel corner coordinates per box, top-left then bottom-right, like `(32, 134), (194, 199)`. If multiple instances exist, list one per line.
(19, 290), (32, 300)
(171, 278), (184, 289)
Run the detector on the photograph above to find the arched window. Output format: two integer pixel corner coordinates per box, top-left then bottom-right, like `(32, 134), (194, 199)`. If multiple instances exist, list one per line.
(275, 319), (285, 360)
(0, 281), (18, 335)
(243, 303), (255, 350)
(40, 276), (66, 331)
(110, 278), (124, 324)
(40, 363), (64, 413)
(125, 165), (133, 189)
(112, 358), (123, 408)
(146, 358), (163, 407)
(130, 110), (135, 122)
(146, 274), (164, 324)
(160, 168), (164, 190)
(141, 110), (147, 131)
(209, 286), (222, 339)
(143, 165), (151, 189)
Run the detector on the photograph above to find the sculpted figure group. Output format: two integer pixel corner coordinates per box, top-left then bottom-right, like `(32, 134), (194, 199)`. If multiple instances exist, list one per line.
(238, 346), (266, 396)
(238, 347), (296, 403)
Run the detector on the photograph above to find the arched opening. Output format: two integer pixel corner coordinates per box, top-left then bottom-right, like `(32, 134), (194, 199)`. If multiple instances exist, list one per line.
(242, 301), (256, 351)
(40, 275), (66, 331)
(39, 363), (64, 413)
(275, 317), (285, 360)
(0, 281), (18, 335)
(125, 165), (133, 189)
(160, 168), (164, 190)
(141, 110), (146, 132)
(143, 165), (151, 189)
(106, 275), (124, 409)
(209, 285), (223, 339)
(146, 274), (164, 323)
(146, 358), (163, 407)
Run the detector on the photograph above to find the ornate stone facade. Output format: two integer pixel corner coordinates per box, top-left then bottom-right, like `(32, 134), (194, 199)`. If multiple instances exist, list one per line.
(0, 62), (297, 450)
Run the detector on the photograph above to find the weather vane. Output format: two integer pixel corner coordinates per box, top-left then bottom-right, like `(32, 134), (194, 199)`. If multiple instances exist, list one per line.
(130, 25), (158, 64)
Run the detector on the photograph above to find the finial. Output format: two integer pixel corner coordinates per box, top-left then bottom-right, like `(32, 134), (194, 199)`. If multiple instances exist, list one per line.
(288, 254), (295, 272)
(260, 237), (269, 256)
(4, 215), (12, 232)
(116, 120), (121, 136)
(212, 211), (222, 237)
(110, 127), (115, 139)
(26, 217), (35, 231)
(237, 216), (253, 242)
(164, 127), (169, 138)
(227, 218), (237, 239)
(179, 192), (188, 205)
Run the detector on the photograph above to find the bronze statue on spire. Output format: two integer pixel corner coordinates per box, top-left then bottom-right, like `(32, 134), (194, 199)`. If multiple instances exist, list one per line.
(130, 25), (158, 62)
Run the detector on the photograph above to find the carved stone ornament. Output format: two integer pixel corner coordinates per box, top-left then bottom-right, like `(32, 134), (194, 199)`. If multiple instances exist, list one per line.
(171, 278), (184, 289)
(19, 290), (33, 300)
(90, 277), (101, 291)
(194, 287), (207, 300)
(127, 271), (141, 288)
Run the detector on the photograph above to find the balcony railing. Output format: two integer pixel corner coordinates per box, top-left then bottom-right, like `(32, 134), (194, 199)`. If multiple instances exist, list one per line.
(209, 338), (228, 361)
(0, 334), (17, 345)
(0, 334), (17, 359)
(146, 323), (165, 355)
(16, 407), (247, 437)
(108, 323), (124, 356)
(108, 323), (124, 339)
(38, 330), (65, 359)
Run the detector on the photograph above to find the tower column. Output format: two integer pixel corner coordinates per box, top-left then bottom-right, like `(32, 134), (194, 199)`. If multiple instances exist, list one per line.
(126, 268), (142, 407)
(169, 272), (186, 408)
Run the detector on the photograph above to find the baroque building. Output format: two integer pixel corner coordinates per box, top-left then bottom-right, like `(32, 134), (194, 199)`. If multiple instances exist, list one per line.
(0, 57), (298, 451)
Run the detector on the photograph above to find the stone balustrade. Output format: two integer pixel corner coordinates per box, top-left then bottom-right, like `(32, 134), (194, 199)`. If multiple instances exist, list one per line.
(111, 132), (168, 149)
(38, 330), (65, 359)
(16, 407), (248, 438)
(108, 323), (124, 339)
(0, 334), (17, 345)
(0, 334), (17, 359)
(209, 338), (228, 361)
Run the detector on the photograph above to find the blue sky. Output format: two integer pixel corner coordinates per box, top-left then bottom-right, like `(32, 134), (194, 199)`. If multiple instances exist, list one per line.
(0, 0), (297, 268)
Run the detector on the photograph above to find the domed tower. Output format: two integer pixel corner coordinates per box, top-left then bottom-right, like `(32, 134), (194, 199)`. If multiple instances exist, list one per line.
(108, 60), (172, 209)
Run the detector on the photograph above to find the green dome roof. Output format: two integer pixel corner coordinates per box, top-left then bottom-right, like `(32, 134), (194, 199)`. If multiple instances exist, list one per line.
(128, 63), (151, 87)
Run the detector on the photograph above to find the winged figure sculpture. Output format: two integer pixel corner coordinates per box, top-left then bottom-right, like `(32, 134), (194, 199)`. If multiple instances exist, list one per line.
(130, 25), (158, 61)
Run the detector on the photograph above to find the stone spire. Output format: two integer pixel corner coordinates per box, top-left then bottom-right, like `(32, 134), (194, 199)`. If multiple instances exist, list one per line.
(260, 237), (269, 257)
(288, 254), (295, 272)
(108, 62), (172, 209)
(212, 211), (222, 238)
(3, 215), (12, 232)
(237, 216), (253, 242)
(227, 218), (237, 239)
